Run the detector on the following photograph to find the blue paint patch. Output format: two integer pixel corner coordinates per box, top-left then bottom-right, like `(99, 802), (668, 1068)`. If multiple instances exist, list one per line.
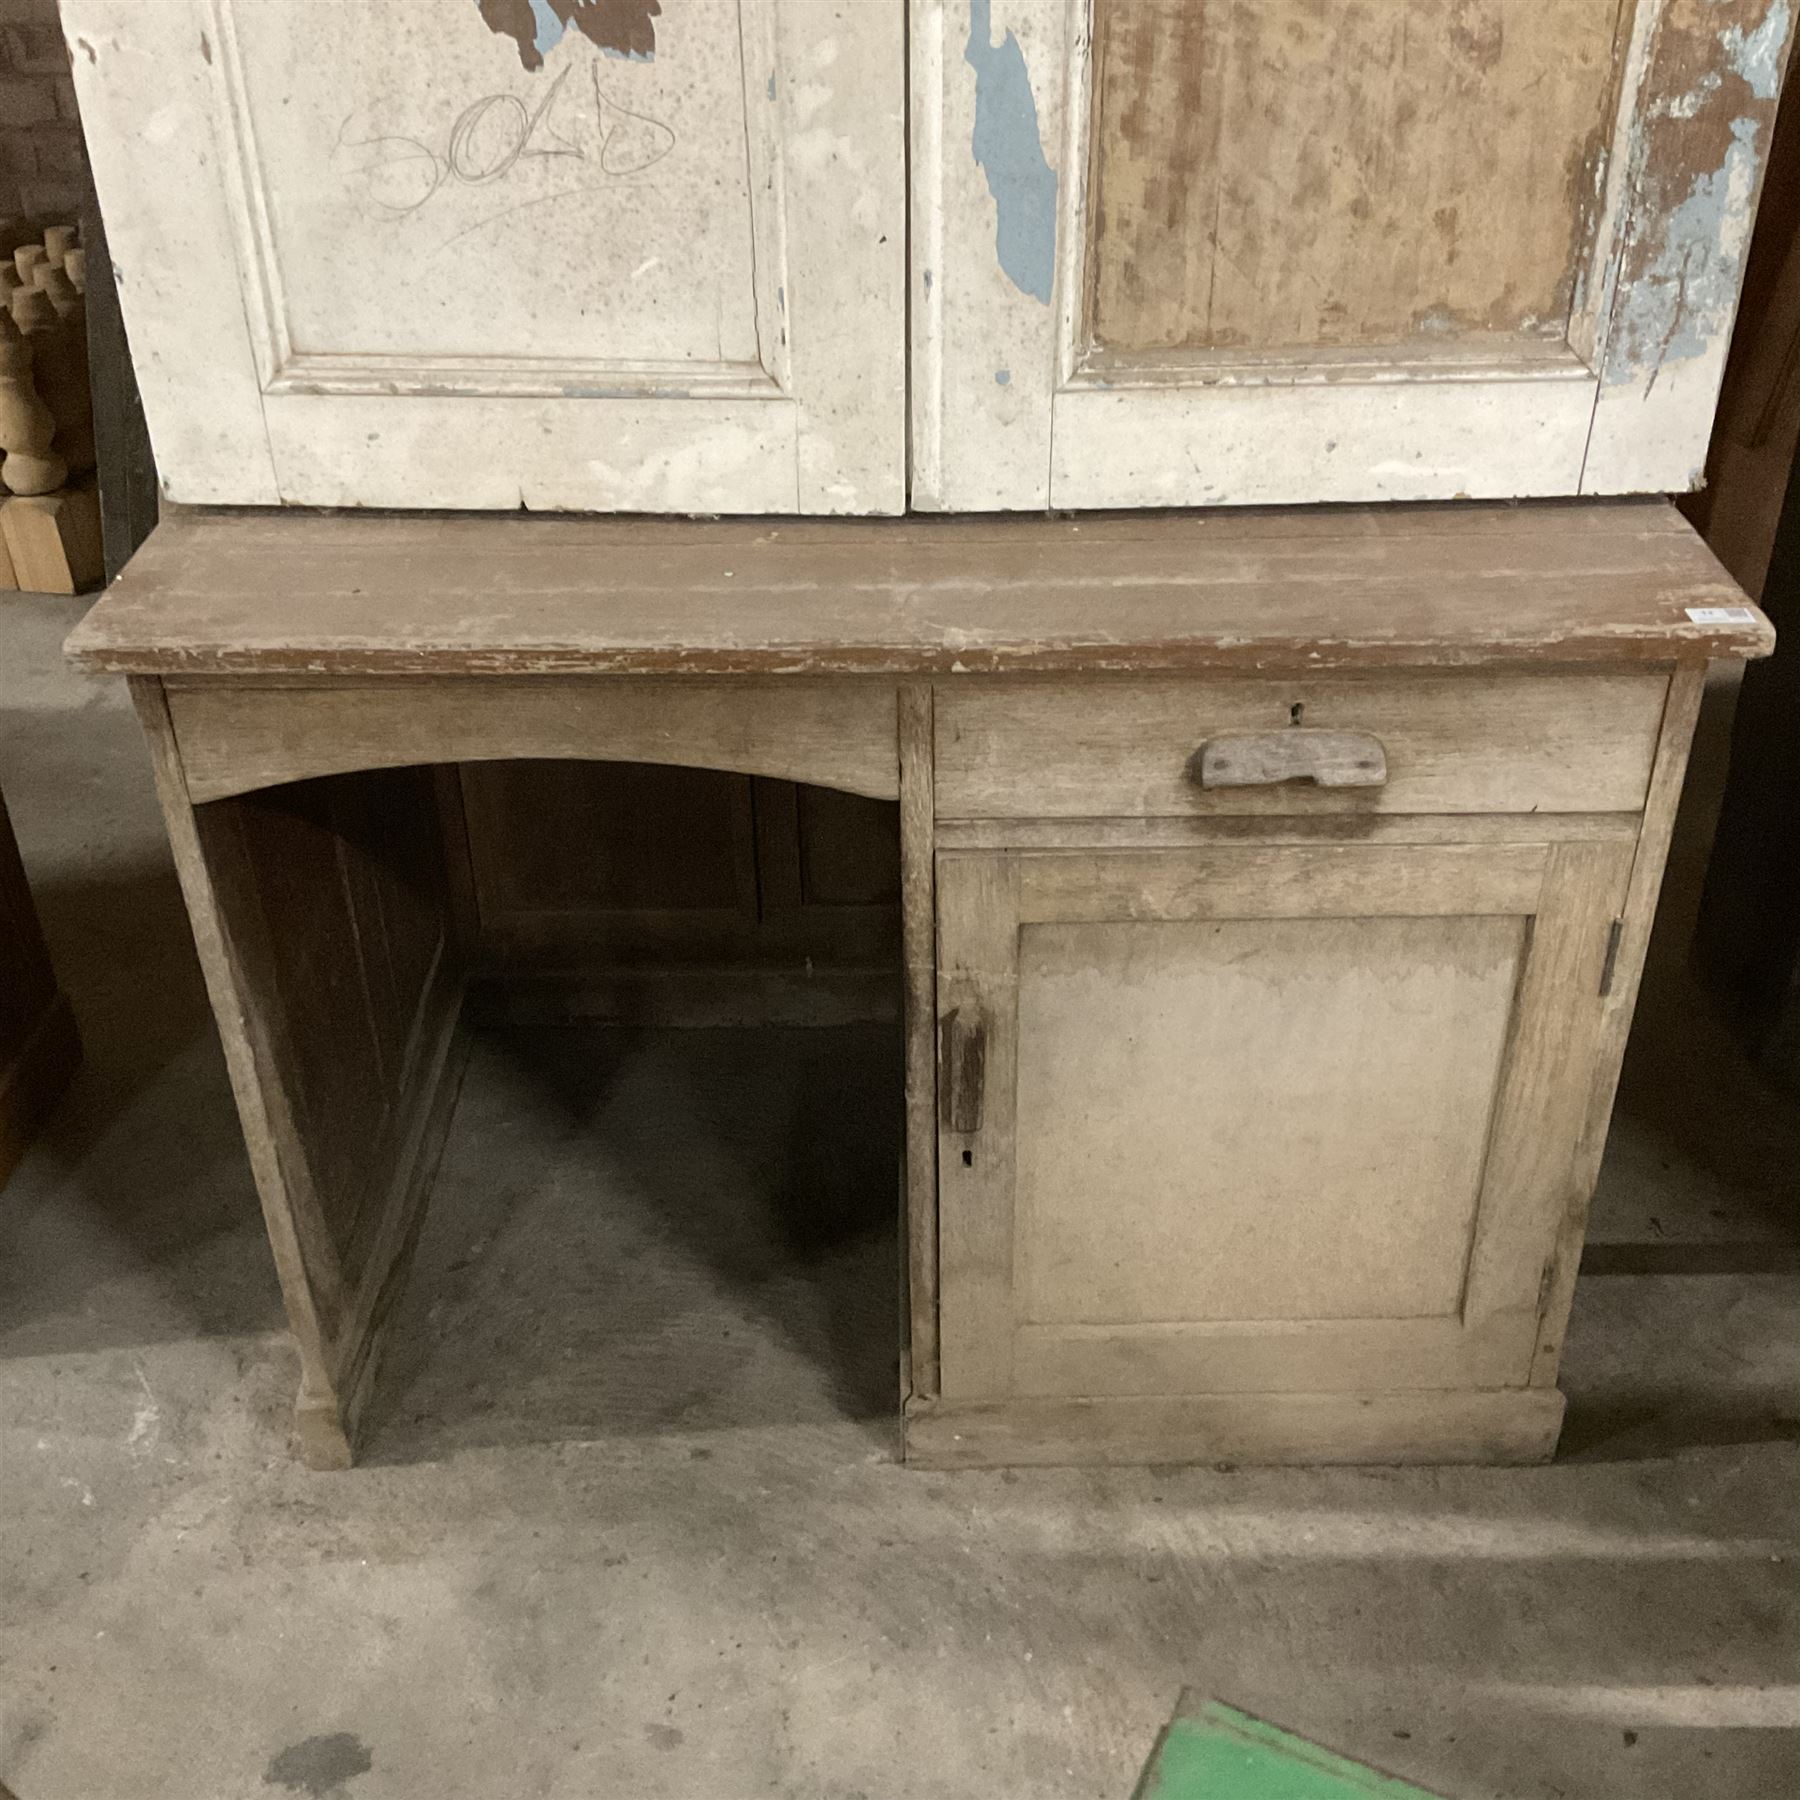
(527, 0), (564, 58)
(1725, 1), (1791, 101)
(1616, 115), (1763, 380)
(965, 0), (1057, 304)
(478, 0), (656, 67)
(767, 71), (777, 100)
(994, 368), (1011, 385)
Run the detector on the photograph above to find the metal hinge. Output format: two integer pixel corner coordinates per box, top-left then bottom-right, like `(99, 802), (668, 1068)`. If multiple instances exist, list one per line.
(1598, 918), (1625, 998)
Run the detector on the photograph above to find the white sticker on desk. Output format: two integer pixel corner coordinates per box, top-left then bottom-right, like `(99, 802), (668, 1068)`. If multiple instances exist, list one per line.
(1686, 606), (1758, 624)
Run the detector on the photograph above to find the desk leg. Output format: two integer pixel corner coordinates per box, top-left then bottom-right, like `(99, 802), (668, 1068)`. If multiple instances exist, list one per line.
(133, 680), (468, 1467)
(899, 682), (938, 1402)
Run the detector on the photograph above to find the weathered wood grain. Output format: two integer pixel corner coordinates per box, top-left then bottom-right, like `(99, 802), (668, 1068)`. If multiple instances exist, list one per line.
(164, 679), (902, 804)
(937, 672), (1667, 818)
(904, 1388), (1567, 1468)
(1531, 663), (1707, 1384)
(933, 850), (1020, 1402)
(1088, 0), (1627, 355)
(1585, 0), (1799, 492)
(899, 683), (940, 1399)
(65, 502), (1772, 677)
(930, 830), (1632, 1456)
(136, 681), (471, 1468)
(918, 0), (1794, 509)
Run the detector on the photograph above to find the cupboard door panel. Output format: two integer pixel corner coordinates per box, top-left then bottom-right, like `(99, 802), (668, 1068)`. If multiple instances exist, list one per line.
(1012, 914), (1526, 1328)
(935, 839), (1633, 1403)
(68, 0), (905, 512)
(914, 0), (1795, 509)
(1087, 0), (1623, 359)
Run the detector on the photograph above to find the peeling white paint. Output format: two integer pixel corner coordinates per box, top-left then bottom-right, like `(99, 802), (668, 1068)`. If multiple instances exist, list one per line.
(1662, 71), (1722, 118)
(1616, 115), (1763, 380)
(1724, 0), (1792, 100)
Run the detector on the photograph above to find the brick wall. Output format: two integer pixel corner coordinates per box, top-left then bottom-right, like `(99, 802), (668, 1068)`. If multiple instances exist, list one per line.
(0, 0), (88, 222)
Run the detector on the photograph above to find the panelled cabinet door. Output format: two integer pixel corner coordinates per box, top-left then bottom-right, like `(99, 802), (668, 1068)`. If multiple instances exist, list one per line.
(66, 0), (906, 512)
(913, 0), (1797, 509)
(934, 840), (1633, 1404)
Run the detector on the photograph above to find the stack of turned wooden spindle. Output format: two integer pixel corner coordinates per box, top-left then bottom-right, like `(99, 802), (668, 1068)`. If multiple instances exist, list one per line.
(0, 218), (100, 595)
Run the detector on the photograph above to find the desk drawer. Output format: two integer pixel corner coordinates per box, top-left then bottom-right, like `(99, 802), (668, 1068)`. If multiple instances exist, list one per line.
(934, 673), (1668, 820)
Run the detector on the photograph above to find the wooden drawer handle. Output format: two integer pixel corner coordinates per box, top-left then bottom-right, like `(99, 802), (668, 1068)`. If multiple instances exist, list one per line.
(1193, 728), (1388, 790)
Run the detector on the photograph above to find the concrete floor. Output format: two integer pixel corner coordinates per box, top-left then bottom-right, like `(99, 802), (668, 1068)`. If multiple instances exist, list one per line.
(4, 595), (1800, 1800)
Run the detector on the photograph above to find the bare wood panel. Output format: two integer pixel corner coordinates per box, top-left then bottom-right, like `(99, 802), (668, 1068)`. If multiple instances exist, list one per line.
(1533, 665), (1706, 1383)
(935, 813), (1644, 850)
(165, 679), (902, 805)
(65, 505), (1773, 678)
(199, 769), (454, 1295)
(1012, 1316), (1530, 1400)
(933, 835), (1628, 1430)
(468, 968), (900, 1030)
(1461, 839), (1634, 1325)
(936, 673), (1668, 819)
(1013, 915), (1526, 1329)
(1014, 843), (1550, 923)
(130, 681), (344, 1424)
(793, 784), (904, 907)
(899, 683), (939, 1399)
(462, 762), (756, 918)
(904, 1388), (1566, 1470)
(1087, 0), (1628, 356)
(152, 734), (469, 1469)
(934, 851), (1021, 1402)
(457, 762), (902, 988)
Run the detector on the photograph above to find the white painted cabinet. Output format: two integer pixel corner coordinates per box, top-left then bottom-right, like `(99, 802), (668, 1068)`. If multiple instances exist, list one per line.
(68, 0), (1794, 512)
(65, 0), (906, 512)
(912, 0), (1798, 510)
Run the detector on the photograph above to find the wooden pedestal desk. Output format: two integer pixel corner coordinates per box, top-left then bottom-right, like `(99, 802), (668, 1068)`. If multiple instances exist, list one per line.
(66, 501), (1772, 1471)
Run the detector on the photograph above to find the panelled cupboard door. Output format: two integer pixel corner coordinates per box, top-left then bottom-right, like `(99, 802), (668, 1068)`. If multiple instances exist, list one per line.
(934, 840), (1634, 1404)
(912, 0), (1797, 509)
(65, 0), (906, 513)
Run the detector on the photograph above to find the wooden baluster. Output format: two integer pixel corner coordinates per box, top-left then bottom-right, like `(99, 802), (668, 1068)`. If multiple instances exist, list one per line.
(33, 262), (79, 320)
(27, 270), (94, 475)
(63, 249), (86, 295)
(0, 312), (67, 496)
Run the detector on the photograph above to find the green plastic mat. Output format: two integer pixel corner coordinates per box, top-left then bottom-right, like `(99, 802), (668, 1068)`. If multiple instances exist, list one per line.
(1133, 1696), (1450, 1800)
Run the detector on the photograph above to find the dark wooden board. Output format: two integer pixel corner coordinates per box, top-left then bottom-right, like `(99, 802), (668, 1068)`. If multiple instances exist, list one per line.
(0, 787), (81, 1188)
(67, 500), (1772, 677)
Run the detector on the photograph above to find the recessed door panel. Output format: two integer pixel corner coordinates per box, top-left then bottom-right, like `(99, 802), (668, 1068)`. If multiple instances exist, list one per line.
(1014, 914), (1525, 1328)
(1087, 0), (1625, 359)
(242, 0), (763, 374)
(69, 0), (906, 511)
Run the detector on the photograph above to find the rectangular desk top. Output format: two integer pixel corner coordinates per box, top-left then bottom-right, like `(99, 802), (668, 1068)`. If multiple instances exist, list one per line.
(66, 500), (1772, 678)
